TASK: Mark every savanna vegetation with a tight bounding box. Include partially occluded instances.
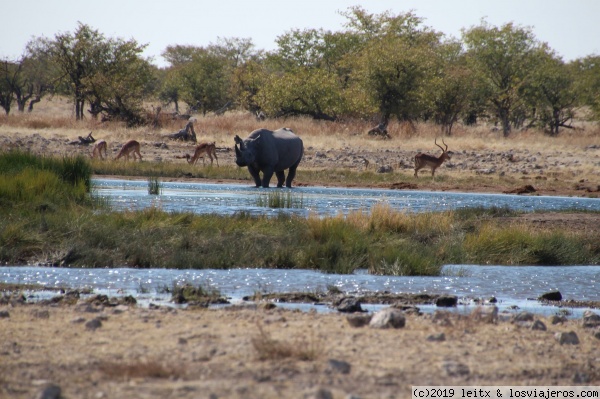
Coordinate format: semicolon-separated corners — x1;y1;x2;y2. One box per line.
1;7;600;137
1;151;598;274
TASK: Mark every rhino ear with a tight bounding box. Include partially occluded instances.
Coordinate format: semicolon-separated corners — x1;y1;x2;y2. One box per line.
234;135;245;149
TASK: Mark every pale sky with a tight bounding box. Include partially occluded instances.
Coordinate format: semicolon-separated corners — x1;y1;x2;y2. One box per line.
2;0;599;68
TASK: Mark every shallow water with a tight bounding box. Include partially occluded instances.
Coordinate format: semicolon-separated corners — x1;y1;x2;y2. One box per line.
92;178;600;217
2;265;598;317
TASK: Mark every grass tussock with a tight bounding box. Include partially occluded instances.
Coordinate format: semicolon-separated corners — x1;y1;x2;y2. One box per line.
251;323;322;361
256;190;304;208
147;176;161;195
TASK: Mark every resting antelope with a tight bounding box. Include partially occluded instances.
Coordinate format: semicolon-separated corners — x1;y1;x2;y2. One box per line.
115;140;142;161
91;139;107;160
185;142;218;166
414;138;452;178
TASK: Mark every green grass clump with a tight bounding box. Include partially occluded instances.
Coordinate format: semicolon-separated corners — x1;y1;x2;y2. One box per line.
256;191;304;208
464;224;600;265
147;176;162;195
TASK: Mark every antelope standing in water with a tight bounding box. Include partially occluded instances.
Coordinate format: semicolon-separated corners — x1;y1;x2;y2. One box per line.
414;138;452;178
185;142;219;166
115;140;142;161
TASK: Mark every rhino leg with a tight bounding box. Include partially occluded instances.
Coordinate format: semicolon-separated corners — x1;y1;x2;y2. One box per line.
261;166;274;188
286;164;299;188
248;165;262;187
275;171;286;188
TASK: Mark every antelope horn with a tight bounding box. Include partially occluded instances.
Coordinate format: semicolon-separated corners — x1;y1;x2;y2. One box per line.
435;138;446;152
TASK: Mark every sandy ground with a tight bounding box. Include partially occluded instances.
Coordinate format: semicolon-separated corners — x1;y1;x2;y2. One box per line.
1;300;599;399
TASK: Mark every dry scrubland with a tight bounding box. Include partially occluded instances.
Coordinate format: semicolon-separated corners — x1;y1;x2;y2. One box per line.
1;97;599;196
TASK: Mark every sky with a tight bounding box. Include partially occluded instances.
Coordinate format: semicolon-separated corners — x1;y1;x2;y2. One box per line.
2;0;599;68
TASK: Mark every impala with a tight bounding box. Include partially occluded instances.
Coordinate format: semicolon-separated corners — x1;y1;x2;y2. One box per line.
414;138;452;178
115;140;142;161
185;142;219;166
91;139;107;160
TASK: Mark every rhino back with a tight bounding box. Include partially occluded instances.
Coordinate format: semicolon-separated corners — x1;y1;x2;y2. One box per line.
271;128;303;170
246;128;302;170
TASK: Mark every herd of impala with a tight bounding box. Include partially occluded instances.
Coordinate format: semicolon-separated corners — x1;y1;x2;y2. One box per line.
90;123;453;179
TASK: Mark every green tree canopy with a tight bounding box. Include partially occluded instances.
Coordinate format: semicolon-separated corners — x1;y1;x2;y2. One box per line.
463;21;546;136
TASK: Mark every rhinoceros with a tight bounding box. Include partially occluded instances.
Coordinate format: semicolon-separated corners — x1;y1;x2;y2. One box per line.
234;128;303;188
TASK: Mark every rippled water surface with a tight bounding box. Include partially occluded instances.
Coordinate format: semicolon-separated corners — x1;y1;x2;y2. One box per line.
2;265;599;316
92;178;600;216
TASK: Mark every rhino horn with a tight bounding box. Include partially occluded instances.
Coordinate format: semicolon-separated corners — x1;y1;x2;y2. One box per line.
235;143;242;157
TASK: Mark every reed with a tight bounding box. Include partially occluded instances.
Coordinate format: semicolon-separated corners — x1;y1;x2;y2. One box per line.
147;176;162;195
255;190;304;208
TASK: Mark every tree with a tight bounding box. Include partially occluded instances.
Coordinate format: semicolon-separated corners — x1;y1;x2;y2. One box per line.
83;38;155;125
256;67;346;120
463;21;545;136
177;50;230;115
527;52;577;136
349;35;436;123
22;38;61;112
423;41;473;135
341;7;441;123
44;23;151;124
572;55;600;123
0;60;17;115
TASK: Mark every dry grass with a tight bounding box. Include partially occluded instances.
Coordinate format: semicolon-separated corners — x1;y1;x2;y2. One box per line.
251;322;323;361
98;359;183;380
3;96;599;153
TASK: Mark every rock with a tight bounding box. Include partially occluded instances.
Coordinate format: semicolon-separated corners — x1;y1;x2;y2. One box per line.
582;310;600;328
531;320;547;331
538;291;562;301
0;310;9;318
37;384;61;399
336;297;363;313
593;331;600;340
555;331;580;345
441;360;470;377
346;314;372;328
427;333;446;342
326;359;351;374
70;317;86;324
369;308;406;329
85;318;103;331
550;315;567;325
435;295;457;307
